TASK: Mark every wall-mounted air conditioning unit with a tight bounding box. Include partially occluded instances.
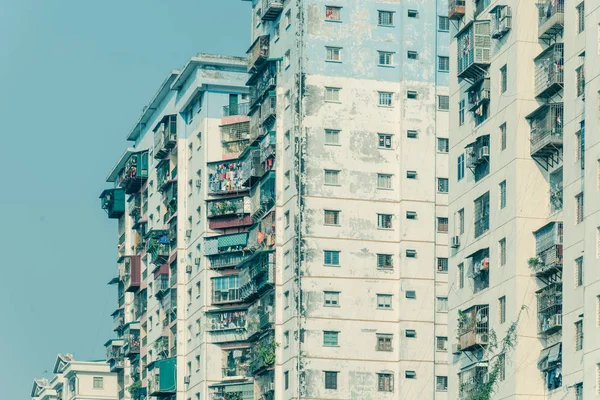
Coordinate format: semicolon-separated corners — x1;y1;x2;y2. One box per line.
451;236;460;248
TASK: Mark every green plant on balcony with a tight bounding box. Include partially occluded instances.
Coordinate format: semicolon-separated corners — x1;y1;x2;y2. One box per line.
127;380;142;400
527;257;542;271
257;340;279;367
153;338;169;360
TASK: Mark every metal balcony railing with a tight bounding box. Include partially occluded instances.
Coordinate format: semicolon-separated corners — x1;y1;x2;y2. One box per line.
448;0;466;20
535;43;563;99
537;0;564;39
457;21;491;80
223;102;250;117
248;35;270;73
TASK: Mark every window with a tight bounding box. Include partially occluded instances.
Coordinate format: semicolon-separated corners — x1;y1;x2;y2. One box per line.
499;180;506;209
499;238;506;266
438;16;449;31
438;56;450;72
323;331;339;346
406;290;416;299
498;296;506;323
407;130;418;139
284;331;290;348
284;371;289;390
324;210;340;225
474;192;490;238
377;254;393;269
575;320;583;351
575;383;583;400
195;355;201;370
437;138;449;153
407;50;418;60
285;211;290;228
92;377;103;389
325;129;340;145
437;257;448;273
576;123;585;169
378;133;393;148
500;64;507;93
325;87;341;102
326;47;341;62
459;99;465;125
597;364;600;395
324;371;338;390
324;169;340;185
406;249;417;258
457;154;465;181
407;90;418;99
436;336;448;351
376;334;393;351
438;178;449;193
285;9;292;27
284;130;290;148
274;23;280;41
436;376;448;391
458;209;465;234
377;174;392;189
407;170;418;179
458;263;464;289
575;257;583;287
379;91;393;106
284;251;291;269
325;6;341;21
405;371;417;379
284;50;290;69
378;373;394;392
438;95;450;110
577;2;585;33
575;192;584;224
500;123;507;150
377;294;392;309
378;51;394;66
576;66;585;97
498;353;506;381
406;211;417;220
408;9;419;18
324;250;340;266
437;217;449;232
196;281;201;297
377;214;393;229
324;291;340;306
436;297;448;312
406;329;417;337
378;10;394;26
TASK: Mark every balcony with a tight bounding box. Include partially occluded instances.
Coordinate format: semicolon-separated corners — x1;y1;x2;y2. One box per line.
208;197;253;230
248;62;277;109
153;115;177;160
123;323;141;358
112;308;125;333
535;43;564;99
147;230;170;266
157;160;177;193
251;171;275;222
208;160;247;195
259;131;276;170
117;151;149;194
211;275;242;305
209;252;251;270
100;188;125;219
239;251;276;301
457;21;491;81
474;0;490;19
221;120;251;158
249;332;276;374
537;0;564;41
148;357;176;396
247;211;276;251
104;339;124;372
530;222;563;280
120;255;141;292
261;0;283;21
491;5;511;39
204;232;249;264
448;0;465;19
537;282;562;335
208;309;248;337
468;77;490;112
538;343;562;390
259;308;275;329
247;35;270;73
458;364;488;399
458;305;489;351
473;192;490;238
468;248;489;293
221;347;252;380
209;383;254;400
260;95;276;127
223;102;250;117
154;268;170;300
241;148;266;188
526;103;563;169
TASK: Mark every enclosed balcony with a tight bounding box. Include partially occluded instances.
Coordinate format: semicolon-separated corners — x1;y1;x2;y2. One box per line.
535;43;564;99
466;135;490;171
260;131;276;171
241;148;265;188
221;348;251;380
247;211;276;251
247;35;270;73
491;5;511;39
251;171;275;222
148;357;176;396
538;343;562;390
458;305;489;351
112;308;125;333
208;160;246;195
457;21;491;81
473;192;490;238
448;0;465;19
248;62;277;109
117;151;149;194
123;322;140;358
549;170;563;212
260;94;276;127
147;230;170;266
105;339;124;372
458;364;488;399
221;120;251;158
153;115;177;160
120;255;141;292
467;248;489;293
468;77;490;112
537;0;564;41
249;332;276;374
100;188;125;219
261;0;283;21
209;383;254;400
537;282;562;335
207;197;253;230
205;232;249;269
530;222;563;280
154;266;170;299
208;309;248;343
239;251;276;301
211;275;242;305
157;160;177;193
526;103;563;170
223;102;250;117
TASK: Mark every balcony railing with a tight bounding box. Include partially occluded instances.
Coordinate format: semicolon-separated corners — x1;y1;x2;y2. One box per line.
251;172;276;221
207;197;251;219
247;35;270;73
260;95;277;126
147;230;170;266
211;275;242;305
153;115;177;160
124;330;141;357
468;78;490;112
204;232;248;256
261;0;283;21
448;0;465;19
221;120;250;143
527;103;563;159
249;62;277;108
208;310;248;332
118;151;149;194
239;251;276;301
241;149;266;187
459;365;488;399
537;284;562;335
157;161;177;193
457;21;491;80
207;161;246;195
249;333;276;374
535;43;564;99
223;102;250;117
458;305;489;351
209;252;251;270
210;384;254;400
100;188;125;219
112;308;125;332
537;0;564;40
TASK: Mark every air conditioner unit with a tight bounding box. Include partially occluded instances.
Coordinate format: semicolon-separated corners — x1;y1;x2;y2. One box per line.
452;343;461;354
550;314;562;327
186;265;193;273
268;382;275;391
184;375;191;385
186;229;192;238
194;258;201;265
480;146;490;158
196;179;202;188
451;236;460;248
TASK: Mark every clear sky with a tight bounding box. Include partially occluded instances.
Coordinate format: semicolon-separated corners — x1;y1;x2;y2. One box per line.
0;0;250;396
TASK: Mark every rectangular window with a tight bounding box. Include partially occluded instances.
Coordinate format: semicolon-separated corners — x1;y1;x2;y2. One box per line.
407;90;418;99
499;180;507;209
379;91;393;106
438;95;450;110
325;129;340;145
577;66;585;97
324;291;340;306
458;208;465;234
407;50;418;60
323;331;339;346
378;51;394;66
285;171;290;188
500;123;507;150
438;16;449;31
457;154;465;181
326;47;341;62
406;211;417;220
324;371;338;390
274;23;280;41
284;371;289;390
377;174;392;189
436;336;448;351
92;377;103;389
325;6;341;21
284;50;290;68
438;56;450;72
406;329;417;337
407;170;418;179
407;130;418;139
499;238;506;266
377;294;392;309
284;331;290;348
498;354;506;381
437;297;448;312
575;383;583;400
378;373;394;392
376;334;393;351
324;250;340;266
437;257;448;273
324;210;340;225
438;178;449;193
436;376;448;391
575;192;584;224
437;217;449;233
458;263;464;289
437;138;449;153
408;9;419;18
325;87;341;102
405;371;417;379
285;9;291;27
459;99;465;125
377;254;393;269
284;211;290;227
324;169;340;185
284;291;290;308
474;192;490;238
500;64;507;93
498;296;506;323
576;125;585;168
577;2;585;33
406;249;417;258
378;10;394;26
575;257;583;287
575;320;583;351
377;214;393;229
378;133;392;149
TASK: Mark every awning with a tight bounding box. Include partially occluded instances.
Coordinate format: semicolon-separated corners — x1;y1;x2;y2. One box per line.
547;343;561;363
218;233;248;248
537;347;551;369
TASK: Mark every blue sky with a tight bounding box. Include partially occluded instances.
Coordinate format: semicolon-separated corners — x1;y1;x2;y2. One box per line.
0;0;250;395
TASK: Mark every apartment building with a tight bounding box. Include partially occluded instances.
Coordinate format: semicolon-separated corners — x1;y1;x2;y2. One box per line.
31;354;118;400
448;0;600;398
